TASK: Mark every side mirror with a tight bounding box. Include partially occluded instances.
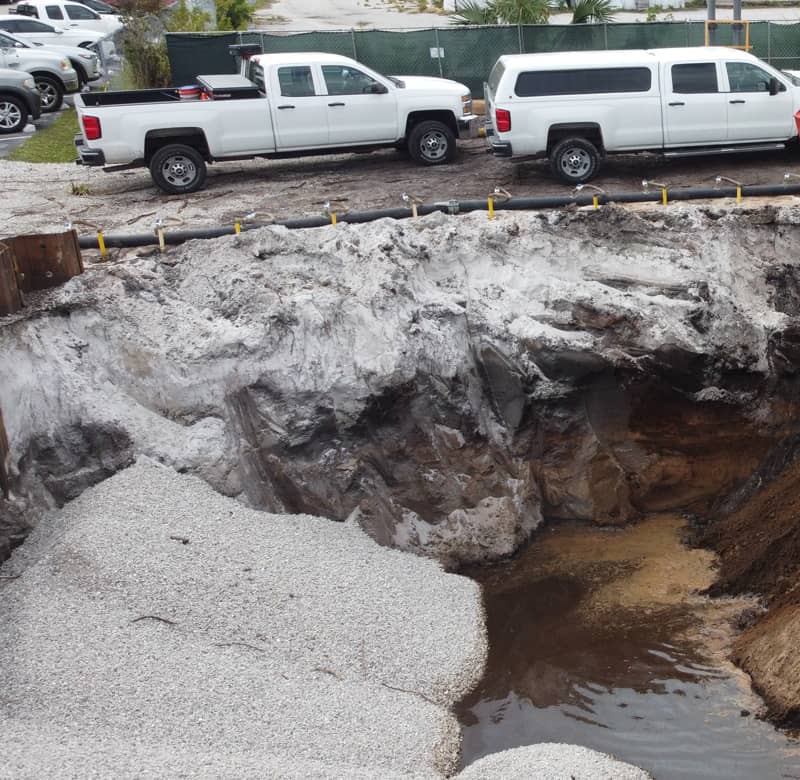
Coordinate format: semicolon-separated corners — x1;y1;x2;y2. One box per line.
371;83;388;94
769;76;781;96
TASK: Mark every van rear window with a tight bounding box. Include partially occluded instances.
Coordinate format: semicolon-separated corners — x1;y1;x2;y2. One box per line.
514;67;652;97
488;61;506;96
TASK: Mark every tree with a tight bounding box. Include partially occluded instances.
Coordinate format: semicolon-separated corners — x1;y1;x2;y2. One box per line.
451;0;614;25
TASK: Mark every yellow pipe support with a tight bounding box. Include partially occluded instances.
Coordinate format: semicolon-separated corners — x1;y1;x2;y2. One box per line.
662;188;668;206
96;230;107;259
330;213;337;226
234;222;241;234
592;194;599;210
411;203;418;219
157;228;166;253
488;196;494;220
737;185;742;204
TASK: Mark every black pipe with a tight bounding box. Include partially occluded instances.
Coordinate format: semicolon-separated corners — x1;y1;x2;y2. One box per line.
78;183;800;249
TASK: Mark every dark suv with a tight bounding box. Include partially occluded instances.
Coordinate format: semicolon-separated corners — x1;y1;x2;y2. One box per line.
0;66;41;134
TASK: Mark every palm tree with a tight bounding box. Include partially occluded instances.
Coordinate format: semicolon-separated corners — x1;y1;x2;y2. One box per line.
451;0;614;24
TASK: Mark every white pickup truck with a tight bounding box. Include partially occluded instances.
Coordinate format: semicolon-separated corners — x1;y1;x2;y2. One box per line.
485;46;800;183
74;49;477;194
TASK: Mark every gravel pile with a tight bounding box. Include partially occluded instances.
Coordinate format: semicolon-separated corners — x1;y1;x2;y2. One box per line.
0;457;486;779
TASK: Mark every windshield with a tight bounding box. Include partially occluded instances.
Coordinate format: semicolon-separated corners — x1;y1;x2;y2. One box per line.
782;69;800;86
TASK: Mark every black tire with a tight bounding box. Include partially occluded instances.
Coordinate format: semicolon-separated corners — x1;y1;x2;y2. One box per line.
0;94;27;135
408;119;456;165
550;137;600;184
33;74;64;113
149;143;207;195
72;62;89;88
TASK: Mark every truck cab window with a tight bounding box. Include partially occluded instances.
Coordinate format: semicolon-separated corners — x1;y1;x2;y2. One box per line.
45;5;64;19
66;5;98;18
727;62;778;92
322;65;381;95
278;66;315;97
671;63;718;94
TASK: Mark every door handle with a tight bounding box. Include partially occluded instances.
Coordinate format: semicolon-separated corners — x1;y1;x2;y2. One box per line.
729;99;746;104
328;102;345;107
277;105;295;110
668;101;685;106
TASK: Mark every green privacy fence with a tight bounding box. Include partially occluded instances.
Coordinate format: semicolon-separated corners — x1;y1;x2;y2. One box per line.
166;21;800;94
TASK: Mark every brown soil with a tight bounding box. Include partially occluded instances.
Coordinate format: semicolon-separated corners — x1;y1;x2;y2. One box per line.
699;449;800;727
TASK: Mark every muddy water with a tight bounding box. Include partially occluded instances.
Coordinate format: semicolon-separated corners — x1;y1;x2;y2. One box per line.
456;515;800;779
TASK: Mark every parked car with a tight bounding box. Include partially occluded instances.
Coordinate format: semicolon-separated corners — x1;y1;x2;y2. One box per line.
74;50;478;194
0;15;107;51
14;0;123;36
0;29;78;110
485;46;800;183
0;65;41;133
0;28;101;86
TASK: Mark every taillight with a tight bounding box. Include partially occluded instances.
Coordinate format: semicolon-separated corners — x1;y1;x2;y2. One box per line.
495;108;511;133
82;115;101;141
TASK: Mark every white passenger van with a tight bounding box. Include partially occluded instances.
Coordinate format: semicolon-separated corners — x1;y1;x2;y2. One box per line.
485;47;800;183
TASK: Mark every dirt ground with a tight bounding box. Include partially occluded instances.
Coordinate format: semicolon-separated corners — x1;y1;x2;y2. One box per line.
699;453;800;728
4;138;800;241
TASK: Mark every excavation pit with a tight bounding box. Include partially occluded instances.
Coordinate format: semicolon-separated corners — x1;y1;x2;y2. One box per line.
4;205;800;776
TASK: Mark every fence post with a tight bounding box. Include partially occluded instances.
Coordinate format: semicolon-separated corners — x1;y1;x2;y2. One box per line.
686;20;690;46
517;23;523;53
767;21;772;63
603;22;608;50
351;29;358;60
434;27;443;77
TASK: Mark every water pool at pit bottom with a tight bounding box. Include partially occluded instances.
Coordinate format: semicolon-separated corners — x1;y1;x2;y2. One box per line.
455;515;800;780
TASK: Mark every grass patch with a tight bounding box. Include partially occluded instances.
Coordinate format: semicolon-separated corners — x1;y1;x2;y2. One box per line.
8;107;80;164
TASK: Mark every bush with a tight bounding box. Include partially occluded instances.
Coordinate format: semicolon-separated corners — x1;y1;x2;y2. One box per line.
215;0;252;30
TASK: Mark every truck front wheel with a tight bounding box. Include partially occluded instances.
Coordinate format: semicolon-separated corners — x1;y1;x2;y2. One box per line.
408;120;456;165
550;137;600;184
149;144;207;194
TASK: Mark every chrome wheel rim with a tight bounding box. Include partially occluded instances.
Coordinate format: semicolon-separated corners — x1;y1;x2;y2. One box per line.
559;146;593;180
419;129;448;162
37;80;59;111
0;101;22;131
160;154;197;188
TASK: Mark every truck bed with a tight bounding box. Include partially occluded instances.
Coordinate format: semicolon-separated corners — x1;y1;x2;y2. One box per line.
80;76;263;107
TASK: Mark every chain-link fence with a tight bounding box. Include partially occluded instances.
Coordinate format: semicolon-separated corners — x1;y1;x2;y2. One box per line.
166;21;800;93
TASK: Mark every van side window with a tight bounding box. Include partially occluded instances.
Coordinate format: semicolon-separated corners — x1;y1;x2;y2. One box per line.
277;66;315;97
671;63;718;93
514;68;651;97
726;62;776;92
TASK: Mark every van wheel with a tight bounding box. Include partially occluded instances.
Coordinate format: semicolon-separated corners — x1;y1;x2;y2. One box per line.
35;74;64;113
550;137;600;184
408;120;456;165
149;144;207;194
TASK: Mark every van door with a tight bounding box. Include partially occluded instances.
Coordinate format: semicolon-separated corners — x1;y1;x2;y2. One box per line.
724;60;793;141
662;61;728;146
269;64;329;149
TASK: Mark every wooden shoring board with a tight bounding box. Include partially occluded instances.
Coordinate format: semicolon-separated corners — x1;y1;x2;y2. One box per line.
0;242;22;316
8;229;84;294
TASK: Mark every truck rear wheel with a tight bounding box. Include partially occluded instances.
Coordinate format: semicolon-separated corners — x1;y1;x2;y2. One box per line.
149;144;207;195
408;120;456;165
550;137;600;184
